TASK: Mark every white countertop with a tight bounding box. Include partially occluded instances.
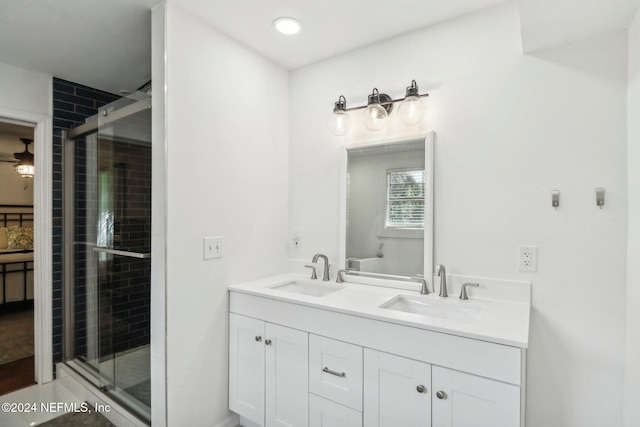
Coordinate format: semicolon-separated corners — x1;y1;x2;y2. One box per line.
228;273;530;348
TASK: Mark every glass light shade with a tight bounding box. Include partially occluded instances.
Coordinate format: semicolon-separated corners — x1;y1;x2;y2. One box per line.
398;96;426;126
327;110;351;136
16;164;34;178
363;104;388;131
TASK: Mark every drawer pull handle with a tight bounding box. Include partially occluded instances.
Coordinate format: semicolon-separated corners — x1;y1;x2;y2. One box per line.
322;367;346;377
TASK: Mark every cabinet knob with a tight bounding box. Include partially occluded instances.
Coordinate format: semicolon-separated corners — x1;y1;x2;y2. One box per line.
436;391;447;400
416;385;426;394
265;339;272;345
255;336;262;342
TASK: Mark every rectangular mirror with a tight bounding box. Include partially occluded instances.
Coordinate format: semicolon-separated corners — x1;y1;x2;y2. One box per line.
345;134;433;280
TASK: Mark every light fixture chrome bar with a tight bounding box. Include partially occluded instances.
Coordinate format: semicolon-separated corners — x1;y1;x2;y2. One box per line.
92;247;151;259
344;93;429;112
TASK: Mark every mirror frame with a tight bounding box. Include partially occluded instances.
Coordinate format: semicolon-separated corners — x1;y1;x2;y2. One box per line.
339;131;434;292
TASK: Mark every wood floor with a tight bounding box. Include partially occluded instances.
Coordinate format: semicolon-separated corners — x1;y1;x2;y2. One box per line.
0;356;35;396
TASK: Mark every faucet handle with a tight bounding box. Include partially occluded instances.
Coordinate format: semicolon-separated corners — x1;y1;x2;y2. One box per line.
336;269;347;283
411;275;429;294
459;282;479;300
305;264;318;280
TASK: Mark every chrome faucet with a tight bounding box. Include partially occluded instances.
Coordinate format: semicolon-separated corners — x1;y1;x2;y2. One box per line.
459;282;479;300
434;264;448;297
312;254;331;281
413;276;429;294
305;264;318;279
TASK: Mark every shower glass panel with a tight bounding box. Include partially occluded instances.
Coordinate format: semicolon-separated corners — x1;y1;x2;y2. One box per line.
65;91;151;422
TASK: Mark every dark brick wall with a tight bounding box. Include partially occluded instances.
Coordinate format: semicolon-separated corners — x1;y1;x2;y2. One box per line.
52;78;153;372
52;78;121;372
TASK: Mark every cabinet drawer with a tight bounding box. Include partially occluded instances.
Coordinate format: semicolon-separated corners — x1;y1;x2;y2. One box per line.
309;335;363;410
310;394;362;427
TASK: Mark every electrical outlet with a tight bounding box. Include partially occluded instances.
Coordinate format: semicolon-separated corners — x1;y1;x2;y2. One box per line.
518;246;537;272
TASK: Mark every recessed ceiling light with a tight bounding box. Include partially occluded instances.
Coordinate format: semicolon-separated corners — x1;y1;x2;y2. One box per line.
272;17;302;35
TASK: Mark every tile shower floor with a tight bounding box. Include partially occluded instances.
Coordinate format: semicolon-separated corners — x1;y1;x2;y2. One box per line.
95;344;151;417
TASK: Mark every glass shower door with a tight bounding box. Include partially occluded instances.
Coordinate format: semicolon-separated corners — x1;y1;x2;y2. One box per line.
66;92;152;421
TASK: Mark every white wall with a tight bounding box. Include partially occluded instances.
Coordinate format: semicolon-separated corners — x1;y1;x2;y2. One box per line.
623;8;640;427
0;62;51;118
0;61;53;384
0;63;50;208
289;3;627;426
164;2;290;425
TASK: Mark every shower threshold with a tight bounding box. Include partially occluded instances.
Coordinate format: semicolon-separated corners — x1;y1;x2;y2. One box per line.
62;345;151;425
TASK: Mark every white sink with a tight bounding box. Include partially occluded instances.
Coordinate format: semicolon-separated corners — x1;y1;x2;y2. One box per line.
380;295;482;322
269;280;345;297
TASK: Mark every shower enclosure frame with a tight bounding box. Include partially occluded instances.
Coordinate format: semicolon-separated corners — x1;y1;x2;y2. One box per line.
62;94;152;423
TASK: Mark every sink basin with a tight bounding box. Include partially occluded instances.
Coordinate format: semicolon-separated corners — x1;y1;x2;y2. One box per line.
269;280;345;297
380;295;482;322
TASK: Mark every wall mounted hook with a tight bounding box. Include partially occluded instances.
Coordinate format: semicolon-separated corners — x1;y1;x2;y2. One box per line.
552;190;560;208
596;187;605;209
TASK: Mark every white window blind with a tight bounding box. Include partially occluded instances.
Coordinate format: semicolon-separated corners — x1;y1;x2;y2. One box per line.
385;168;425;229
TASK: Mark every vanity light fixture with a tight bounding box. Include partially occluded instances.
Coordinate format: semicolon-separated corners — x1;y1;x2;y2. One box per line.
327;80;429;135
363;88;392;131
272;17;302;35
14;138;34;179
398;80;427;126
327;95;351;136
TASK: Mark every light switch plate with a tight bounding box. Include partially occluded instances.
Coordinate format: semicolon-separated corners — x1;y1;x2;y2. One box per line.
204;236;223;259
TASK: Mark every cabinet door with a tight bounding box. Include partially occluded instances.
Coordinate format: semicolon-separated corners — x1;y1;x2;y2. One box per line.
432;366;520;427
229;313;265;425
310;394;363;427
363;349;431;427
266;323;309;427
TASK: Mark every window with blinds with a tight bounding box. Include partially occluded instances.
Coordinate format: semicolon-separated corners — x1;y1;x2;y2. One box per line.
385;168;425;229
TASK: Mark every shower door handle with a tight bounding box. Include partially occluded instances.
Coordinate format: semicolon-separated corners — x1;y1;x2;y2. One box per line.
92;247;151;259
73;241;98;247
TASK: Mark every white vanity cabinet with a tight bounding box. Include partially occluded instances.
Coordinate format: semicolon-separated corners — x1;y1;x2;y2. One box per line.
363;349;431;427
308;335;364;427
431;365;520;427
229;313;309;427
364;348;520;427
229;281;528;427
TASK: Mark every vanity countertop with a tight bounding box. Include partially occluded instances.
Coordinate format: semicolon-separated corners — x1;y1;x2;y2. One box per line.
228;273;530;348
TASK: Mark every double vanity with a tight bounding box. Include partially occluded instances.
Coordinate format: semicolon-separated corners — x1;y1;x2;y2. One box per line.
228;132;529;427
228;272;530;427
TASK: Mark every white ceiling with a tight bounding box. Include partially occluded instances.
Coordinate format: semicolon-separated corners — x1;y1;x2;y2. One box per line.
178;0;505;70
0;0;155;95
519;0;640;52
0;0;637;95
